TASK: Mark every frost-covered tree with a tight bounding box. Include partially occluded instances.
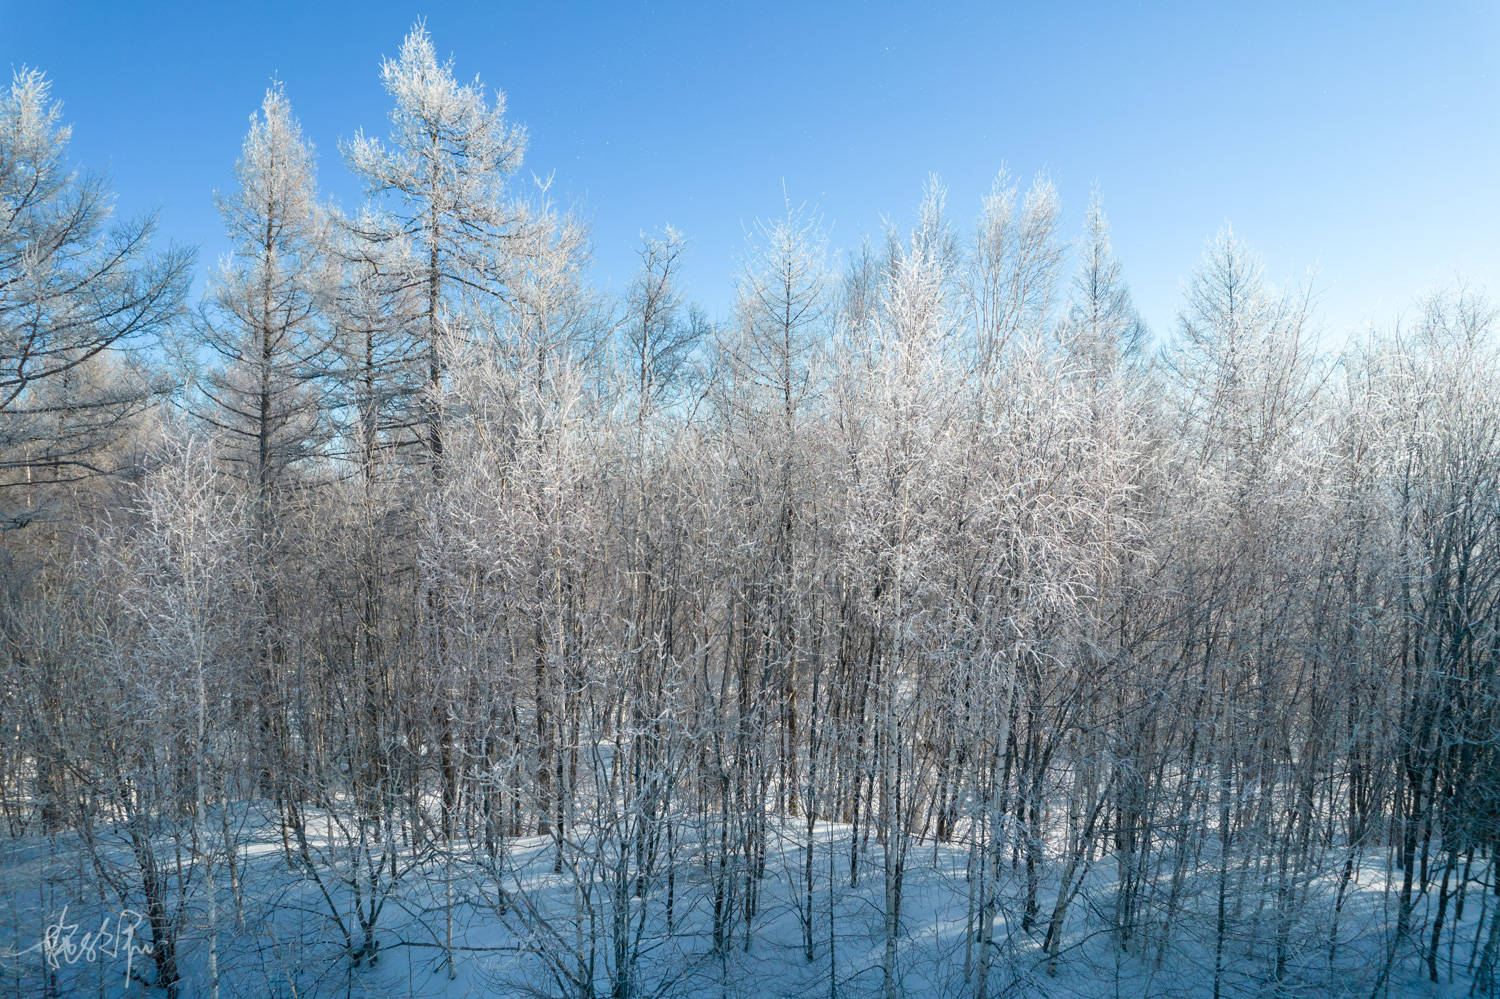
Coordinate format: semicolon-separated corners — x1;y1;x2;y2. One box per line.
0;69;191;526
621;226;701;425
344;21;537;847
724;204;829;451
191;82;332;796
327;219;423;478
196;82;330;544
1166;225;1317;472
344;21;531;474
966;169;1063;374
1059;190;1147;381
76;435;250;999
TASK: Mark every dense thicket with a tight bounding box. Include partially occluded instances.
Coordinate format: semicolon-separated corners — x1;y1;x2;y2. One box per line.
2;26;1498;999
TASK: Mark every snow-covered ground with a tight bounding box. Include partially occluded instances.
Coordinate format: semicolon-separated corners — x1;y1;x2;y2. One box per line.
1;805;1489;998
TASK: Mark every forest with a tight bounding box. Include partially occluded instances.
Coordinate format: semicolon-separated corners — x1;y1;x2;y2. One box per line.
1;22;1498;999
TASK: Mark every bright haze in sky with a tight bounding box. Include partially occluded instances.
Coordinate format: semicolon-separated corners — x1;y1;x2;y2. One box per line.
3;1;1497;342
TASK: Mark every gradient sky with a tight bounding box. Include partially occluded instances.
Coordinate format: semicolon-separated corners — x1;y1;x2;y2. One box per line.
3;2;1497;342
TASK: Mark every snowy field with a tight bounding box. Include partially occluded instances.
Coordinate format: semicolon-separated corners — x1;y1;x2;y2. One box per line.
2;803;1489;998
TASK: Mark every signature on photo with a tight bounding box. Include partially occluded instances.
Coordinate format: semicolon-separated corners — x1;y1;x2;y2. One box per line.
12;906;153;982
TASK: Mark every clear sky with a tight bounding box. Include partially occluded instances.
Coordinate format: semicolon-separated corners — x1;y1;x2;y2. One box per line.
3;1;1497;342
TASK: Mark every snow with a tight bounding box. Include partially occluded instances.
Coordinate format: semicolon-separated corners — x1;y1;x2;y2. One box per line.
1;803;1488;998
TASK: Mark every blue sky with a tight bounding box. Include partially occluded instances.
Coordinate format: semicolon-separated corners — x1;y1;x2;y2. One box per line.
3;2;1497;341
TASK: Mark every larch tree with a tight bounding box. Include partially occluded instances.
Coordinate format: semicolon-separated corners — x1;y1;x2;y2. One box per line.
344;21;532;477
345;20;535;845
0;68;192;527
1060;190;1147;382
726;201;830;794
197;82;330;535
193;82;331;795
